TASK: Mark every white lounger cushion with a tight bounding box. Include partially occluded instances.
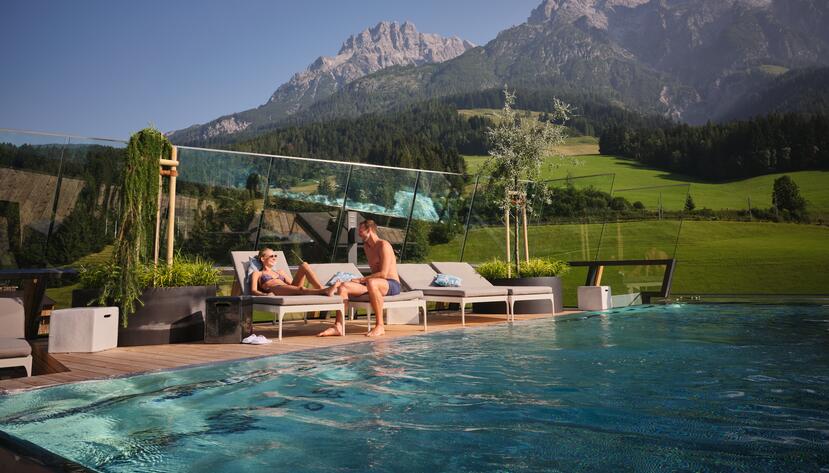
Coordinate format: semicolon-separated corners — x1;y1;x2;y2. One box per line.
504;285;552;295
0;338;31;358
251;295;343;306
349;291;424;303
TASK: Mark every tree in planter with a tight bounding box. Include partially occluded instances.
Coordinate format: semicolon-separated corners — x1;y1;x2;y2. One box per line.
482;87;573;275
99;127;171;326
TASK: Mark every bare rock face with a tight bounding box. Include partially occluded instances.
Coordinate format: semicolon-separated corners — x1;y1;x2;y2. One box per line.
268;21;474;113
169;22;473;145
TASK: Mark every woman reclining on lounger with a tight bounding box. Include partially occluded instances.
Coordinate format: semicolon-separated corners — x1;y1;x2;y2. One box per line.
251;248;340;297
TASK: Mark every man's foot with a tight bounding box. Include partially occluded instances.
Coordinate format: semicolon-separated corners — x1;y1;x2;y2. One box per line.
366;325;385;337
324;282;341;297
317;323;343;337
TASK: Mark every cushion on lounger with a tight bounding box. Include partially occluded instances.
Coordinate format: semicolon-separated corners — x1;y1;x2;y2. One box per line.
348;291;424;303
251;295;343;306
431;273;462;287
430;262;493;289
0;338;32;358
417;286;508;297
325;271;362;286
504;286;553;295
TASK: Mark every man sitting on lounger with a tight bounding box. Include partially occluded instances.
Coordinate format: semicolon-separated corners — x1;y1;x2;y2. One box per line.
318;219;401;338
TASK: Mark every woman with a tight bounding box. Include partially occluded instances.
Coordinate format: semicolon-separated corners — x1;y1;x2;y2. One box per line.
250;248;340;297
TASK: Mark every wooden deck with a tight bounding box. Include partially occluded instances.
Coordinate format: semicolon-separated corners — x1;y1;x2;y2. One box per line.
0;311;576;394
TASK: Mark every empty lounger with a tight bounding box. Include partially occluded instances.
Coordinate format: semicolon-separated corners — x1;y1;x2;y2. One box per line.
430;262;556;320
397;264;510;326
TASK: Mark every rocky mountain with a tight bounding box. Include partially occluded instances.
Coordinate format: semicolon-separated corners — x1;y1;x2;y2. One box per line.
288;0;829;126
169;21;473;145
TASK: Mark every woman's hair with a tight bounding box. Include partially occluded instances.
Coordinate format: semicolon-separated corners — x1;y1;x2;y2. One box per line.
258;247;274;259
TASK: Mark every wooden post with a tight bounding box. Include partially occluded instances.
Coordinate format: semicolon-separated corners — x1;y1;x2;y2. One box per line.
505;203;511;278
595;265;605;286
521;199;529;263
166;146;178;266
153;171;162;266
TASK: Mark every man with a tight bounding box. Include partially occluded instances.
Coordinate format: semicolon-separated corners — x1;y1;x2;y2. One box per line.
317;219;401;337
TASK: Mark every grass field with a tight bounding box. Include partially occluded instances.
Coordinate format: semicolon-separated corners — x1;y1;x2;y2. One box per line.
428;220;829;304
464;137;829;219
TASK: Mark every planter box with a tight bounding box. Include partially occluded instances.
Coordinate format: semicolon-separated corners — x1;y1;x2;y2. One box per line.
473;277;563;315
72;286;216;346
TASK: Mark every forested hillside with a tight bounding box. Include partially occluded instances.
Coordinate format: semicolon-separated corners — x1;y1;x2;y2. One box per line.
599;113;829;180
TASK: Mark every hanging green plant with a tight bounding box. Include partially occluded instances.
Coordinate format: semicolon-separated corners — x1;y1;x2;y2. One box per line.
99;127;171;326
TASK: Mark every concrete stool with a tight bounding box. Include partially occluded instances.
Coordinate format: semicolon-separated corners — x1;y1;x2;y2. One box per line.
578;286;612;311
49;307;119;353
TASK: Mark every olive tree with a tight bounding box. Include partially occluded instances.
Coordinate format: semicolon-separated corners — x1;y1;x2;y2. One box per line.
482;88;572;275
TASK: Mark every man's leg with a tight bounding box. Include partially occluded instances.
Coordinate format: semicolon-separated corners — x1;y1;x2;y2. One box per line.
317;281;367;337
365;278;389;337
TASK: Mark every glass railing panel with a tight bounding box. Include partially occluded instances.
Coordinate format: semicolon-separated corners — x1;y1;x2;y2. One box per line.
47;137;126;268
260;158;352;265
456;176;512;264
334;165;419;263
172;148;271;266
0;130;69;268
591;183;688;303
525;174;615;262
404;171;468;263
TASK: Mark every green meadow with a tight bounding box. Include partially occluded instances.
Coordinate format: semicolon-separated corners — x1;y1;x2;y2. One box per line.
428;220;829;304
465;137;829;219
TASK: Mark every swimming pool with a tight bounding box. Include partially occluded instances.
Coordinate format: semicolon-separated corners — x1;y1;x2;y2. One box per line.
1;304;828;471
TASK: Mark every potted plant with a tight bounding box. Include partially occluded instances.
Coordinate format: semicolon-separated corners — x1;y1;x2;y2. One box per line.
71;127;220;346
474;258;569;314
73;257;220;346
482;87;573;276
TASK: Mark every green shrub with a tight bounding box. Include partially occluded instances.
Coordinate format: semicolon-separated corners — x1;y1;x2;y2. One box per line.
476;258;569;279
79;256;220;290
476;259;511;279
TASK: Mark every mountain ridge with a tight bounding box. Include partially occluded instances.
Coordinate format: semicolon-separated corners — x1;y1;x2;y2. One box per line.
168;21;473;145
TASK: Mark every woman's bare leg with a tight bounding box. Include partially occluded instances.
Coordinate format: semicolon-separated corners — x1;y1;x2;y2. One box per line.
292;262;324;289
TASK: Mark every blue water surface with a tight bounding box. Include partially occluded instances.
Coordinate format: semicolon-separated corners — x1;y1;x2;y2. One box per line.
1;304;828;472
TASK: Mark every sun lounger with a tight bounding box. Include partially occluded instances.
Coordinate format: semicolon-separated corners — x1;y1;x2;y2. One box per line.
430;262;556;320
231;251;346;340
308;263;427;332
397;264;510;325
0;297;32;376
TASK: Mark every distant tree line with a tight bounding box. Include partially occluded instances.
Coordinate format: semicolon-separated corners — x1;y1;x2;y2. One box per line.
231;101;483;173
599;113;829;179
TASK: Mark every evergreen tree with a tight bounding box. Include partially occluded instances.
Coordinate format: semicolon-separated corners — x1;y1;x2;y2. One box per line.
772;175;808;221
684;194;696;212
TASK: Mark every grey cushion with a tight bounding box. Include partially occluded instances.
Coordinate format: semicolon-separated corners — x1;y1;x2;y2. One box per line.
0;297;25;339
413;286;508;297
349;291;424;303
0;338;31;358
430;262;494;289
309;263;363;286
504;286;553;295
251;295;343;306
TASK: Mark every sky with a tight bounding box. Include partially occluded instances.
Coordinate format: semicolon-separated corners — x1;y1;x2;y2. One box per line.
2;0;541;140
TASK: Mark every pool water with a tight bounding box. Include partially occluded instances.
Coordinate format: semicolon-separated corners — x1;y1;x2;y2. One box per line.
1;304;828;472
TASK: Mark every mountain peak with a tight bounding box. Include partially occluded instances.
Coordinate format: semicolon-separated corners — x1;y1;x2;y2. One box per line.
528;0;650;28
